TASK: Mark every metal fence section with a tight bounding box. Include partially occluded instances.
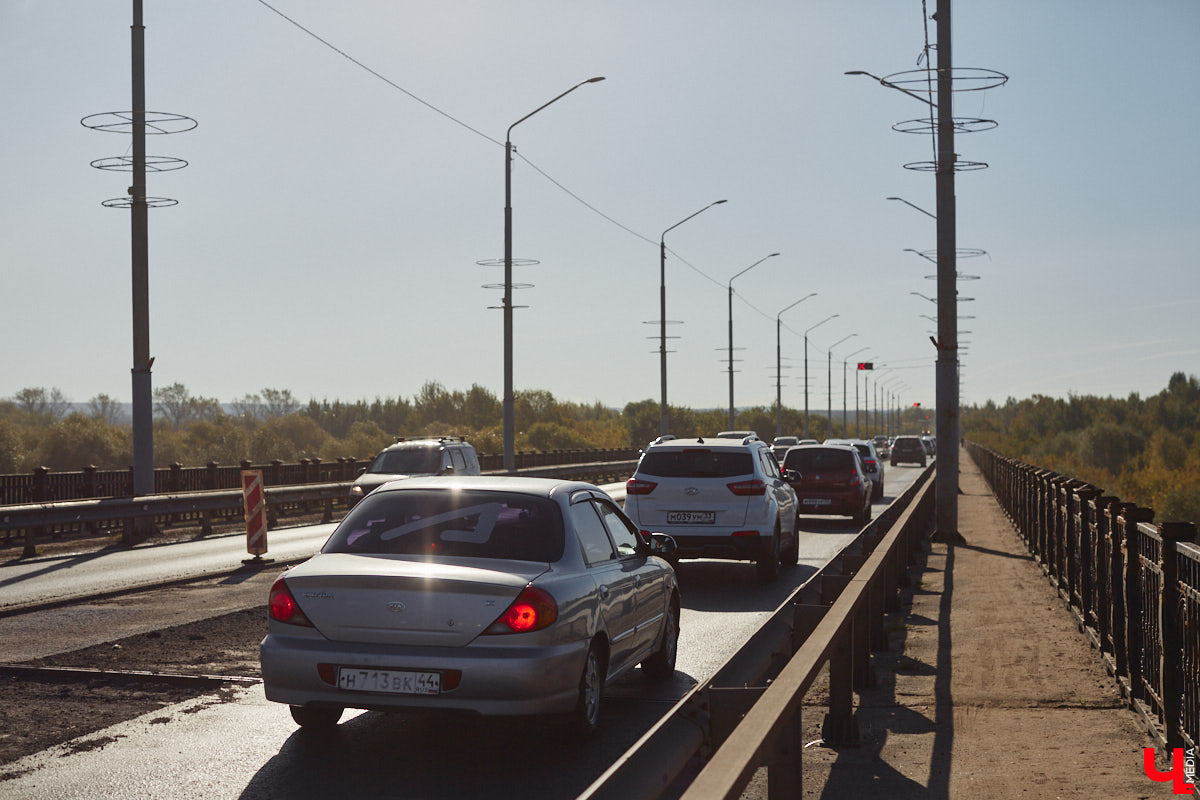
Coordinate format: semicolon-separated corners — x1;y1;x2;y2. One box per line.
965;441;1198;758
0;448;640;506
581;464;936;800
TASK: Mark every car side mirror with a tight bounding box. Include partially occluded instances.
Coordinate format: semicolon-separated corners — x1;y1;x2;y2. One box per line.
357;466;367;476
784;469;800;482
647;533;677;558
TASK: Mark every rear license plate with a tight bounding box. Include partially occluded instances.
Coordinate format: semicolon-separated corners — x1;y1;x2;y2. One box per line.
802;498;832;506
337;667;441;695
666;510;716;524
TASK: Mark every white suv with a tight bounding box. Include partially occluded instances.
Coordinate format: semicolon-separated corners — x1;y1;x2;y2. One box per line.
349;436;481;506
624;434;798;581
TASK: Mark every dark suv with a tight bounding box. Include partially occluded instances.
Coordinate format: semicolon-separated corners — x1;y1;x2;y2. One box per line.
890;436;928;467
783;445;873;528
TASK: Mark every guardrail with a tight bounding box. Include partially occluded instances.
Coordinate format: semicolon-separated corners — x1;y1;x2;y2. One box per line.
581;464;936;800
0;448;640;506
0;460;639;558
965;441;1198;761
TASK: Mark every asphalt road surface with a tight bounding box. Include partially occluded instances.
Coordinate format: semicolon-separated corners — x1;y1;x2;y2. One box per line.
0;465;927;799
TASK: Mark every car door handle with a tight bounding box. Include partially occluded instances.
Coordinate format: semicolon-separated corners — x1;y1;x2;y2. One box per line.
598;585;610;600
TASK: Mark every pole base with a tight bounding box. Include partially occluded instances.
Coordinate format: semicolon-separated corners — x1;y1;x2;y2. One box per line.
241;555;276;566
931;529;966;544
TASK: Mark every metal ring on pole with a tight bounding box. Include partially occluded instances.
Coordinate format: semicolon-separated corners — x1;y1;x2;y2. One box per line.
904;159;988;172
892;117;997;135
881;67;1009;93
90;155;188;172
925;273;982;281
101;196;178;208
481;283;534;291
81;111;197;134
476;258;540;268
912;248;988;260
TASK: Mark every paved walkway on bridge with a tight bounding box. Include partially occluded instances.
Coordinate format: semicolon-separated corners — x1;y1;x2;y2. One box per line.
795;448;1160;799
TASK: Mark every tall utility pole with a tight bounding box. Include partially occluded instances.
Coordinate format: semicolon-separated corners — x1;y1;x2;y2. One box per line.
129;0;152;498
933;1;963;542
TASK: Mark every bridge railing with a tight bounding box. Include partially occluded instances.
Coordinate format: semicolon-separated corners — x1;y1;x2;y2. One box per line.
0;448;640;506
965;441;1198;759
581;463;937;800
0;457;638;557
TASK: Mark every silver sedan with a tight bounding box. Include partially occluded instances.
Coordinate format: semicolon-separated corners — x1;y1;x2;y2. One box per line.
260;476;680;738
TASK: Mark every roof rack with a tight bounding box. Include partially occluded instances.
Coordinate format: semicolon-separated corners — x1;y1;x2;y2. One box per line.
392;435;467;444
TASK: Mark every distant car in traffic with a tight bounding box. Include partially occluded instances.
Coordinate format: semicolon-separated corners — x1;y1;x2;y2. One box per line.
349;436;480;506
823;438;885;501
783;444;873;528
772;435;799;461
890;436;928;467
872;435;890;459
261;476;680;739
624;434;798;582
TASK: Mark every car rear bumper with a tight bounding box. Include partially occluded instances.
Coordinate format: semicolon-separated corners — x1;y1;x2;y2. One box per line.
654;530;775;561
792;492;866;517
260;631;587;717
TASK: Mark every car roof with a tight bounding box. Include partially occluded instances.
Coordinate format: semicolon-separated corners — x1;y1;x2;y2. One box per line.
367;475;599;500
649;436;764;449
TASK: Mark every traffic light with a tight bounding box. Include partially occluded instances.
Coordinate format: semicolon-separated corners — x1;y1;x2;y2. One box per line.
913;402;921;408
856;362;874;370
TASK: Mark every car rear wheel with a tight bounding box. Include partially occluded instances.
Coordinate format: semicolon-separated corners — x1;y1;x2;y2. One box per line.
780;528;799;568
289;704;343;730
566;641;605;740
756;527;781;583
872;481;884;501
642;598;680;682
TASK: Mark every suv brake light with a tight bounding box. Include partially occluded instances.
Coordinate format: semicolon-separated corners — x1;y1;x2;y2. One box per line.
727;479;766;496
626;478;658;495
483;585;558;634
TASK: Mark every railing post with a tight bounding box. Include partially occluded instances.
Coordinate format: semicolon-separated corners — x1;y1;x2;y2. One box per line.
821;626;860;746
1121;506;1155;705
268;460;283;526
1072;486;1102;615
1158;522;1196;751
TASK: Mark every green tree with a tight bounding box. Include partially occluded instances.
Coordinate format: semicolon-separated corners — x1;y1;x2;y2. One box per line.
88;394;124;426
37;413;131;470
154;383;221;426
250;415;331;461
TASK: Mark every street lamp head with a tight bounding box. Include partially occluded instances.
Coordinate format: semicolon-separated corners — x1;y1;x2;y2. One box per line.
714;199;728;205
585;76;606;83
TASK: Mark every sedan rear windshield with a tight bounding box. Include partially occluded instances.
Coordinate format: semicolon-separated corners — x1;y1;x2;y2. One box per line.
368;448;442;475
637;449;754;478
324;490;564;562
784;448;856;473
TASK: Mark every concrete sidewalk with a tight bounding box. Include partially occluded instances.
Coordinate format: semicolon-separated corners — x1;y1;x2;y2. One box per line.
799;449;1160;799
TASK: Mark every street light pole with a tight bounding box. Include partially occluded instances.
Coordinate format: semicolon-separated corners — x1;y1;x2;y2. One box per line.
843;346;868;437
659;199;727;436
728;252;779;429
803;314;838;438
775;293;816;439
827;334;855;438
503;76;604;471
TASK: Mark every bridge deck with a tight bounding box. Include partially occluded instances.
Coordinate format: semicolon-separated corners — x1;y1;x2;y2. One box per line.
792;448;1157;799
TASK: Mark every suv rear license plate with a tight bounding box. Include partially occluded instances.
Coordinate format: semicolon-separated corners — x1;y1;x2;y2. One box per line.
802;498;832;506
337;667;441;695
667;511;716;524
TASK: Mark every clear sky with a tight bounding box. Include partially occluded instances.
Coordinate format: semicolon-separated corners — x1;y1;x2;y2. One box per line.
3;1;1198;414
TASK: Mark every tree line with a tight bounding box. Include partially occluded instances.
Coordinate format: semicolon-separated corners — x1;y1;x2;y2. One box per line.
0;381;925;475
962;371;1200;523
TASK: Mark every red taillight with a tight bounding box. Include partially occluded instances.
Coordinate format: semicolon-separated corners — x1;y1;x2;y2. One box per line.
483;585;558;635
732;530;759;537
268;577;314;627
626;478;658;495
727;479;766;496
